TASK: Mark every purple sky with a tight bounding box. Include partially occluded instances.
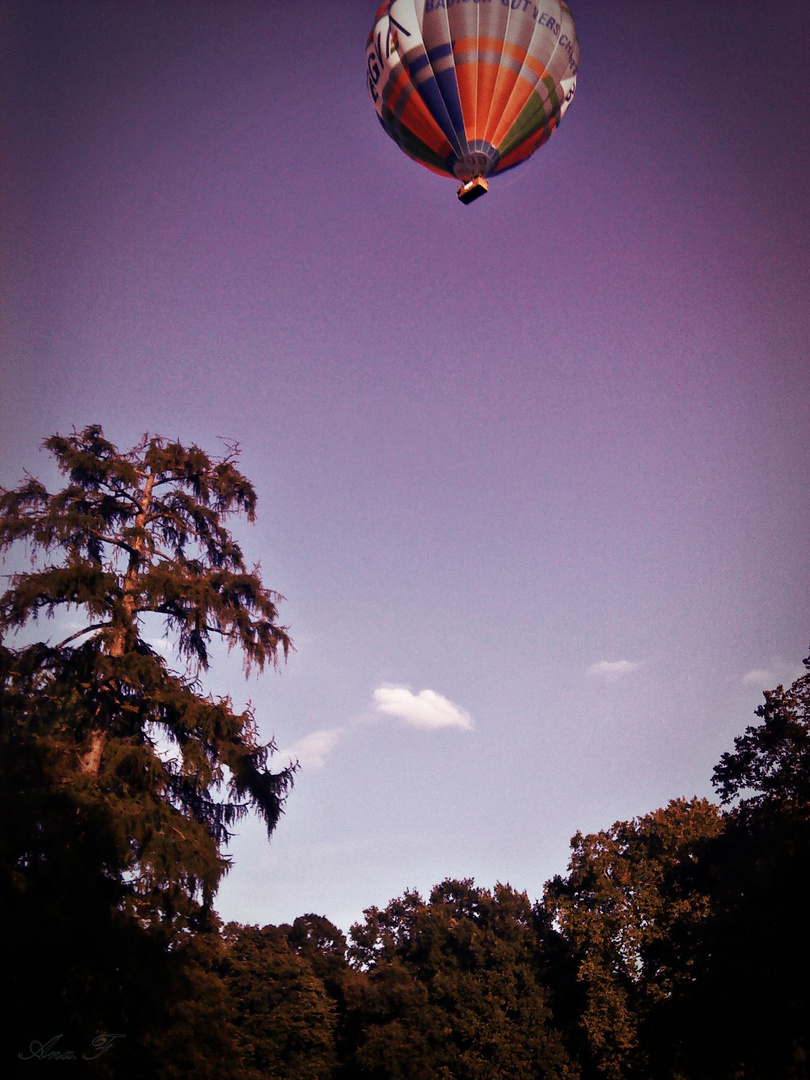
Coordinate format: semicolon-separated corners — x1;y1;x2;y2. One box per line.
2;0;809;930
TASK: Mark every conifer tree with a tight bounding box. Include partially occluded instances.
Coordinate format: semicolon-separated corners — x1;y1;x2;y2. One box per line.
0;425;295;935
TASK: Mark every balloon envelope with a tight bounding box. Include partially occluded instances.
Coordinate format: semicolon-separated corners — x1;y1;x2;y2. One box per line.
366;0;579;195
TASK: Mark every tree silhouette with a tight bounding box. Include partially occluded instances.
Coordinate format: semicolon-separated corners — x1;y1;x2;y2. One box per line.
666;653;810;1079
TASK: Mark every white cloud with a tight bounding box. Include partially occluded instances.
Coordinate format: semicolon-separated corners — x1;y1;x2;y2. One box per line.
742;668;775;687
372;686;474;731
742;662;804;688
273;687;474;774
277;728;345;770
586;659;638;680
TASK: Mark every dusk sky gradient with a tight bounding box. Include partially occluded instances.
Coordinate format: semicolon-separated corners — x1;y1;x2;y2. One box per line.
2;0;808;931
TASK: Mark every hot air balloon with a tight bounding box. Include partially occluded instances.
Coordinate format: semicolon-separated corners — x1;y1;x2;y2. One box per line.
366;0;579;203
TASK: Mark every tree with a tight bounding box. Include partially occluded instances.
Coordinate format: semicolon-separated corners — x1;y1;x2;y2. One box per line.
713;652;810;815
346;879;578;1080
543;798;725;1080
221;923;338;1080
284;915;363;1074
543;657;810;1080
665;653;810;1080
0;425;295;1064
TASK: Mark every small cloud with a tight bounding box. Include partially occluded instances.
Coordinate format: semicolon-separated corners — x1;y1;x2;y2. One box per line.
277;728;345;770
586;659;638;680
742;668;775;687
742;662;804;688
373;686;474;731
275;688;474;773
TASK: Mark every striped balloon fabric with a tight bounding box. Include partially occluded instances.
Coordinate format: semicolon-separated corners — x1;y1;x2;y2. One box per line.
366;0;579;202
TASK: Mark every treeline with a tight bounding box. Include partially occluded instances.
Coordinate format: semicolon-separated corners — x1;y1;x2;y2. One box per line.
8;673;808;1080
2;429;808;1078
215;691;810;1080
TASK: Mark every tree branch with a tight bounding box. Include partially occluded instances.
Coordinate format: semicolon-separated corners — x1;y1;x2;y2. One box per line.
83;526;139;558
55;623;111;648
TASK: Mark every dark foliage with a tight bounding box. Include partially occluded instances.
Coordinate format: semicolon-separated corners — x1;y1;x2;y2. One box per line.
661;653;810;1079
713;655;810;814
221;922;339;1080
345;879;579;1079
545;652;810;1080
544;798;725;1080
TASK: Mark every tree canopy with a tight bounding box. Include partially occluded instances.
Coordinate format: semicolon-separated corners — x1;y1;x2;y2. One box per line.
544;799;724;1080
345;879;578;1080
544;654;810;1080
713;655;810;814
670;652;810;1079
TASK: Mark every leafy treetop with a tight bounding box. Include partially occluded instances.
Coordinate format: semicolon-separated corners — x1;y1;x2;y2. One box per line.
0;423;290;672
712;652;810;814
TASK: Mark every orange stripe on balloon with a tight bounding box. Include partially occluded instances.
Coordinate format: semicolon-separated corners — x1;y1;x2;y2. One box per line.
384;68;411;114
490;74;547;149
479;40;534;146
474;60;502;144
450;36;479;141
476;38;549;82
469;39;551;145
495;143;535;173
409;157;453;178
483;66;522;145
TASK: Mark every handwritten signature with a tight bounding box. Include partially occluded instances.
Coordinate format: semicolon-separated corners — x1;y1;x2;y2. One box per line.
19;1034;125;1062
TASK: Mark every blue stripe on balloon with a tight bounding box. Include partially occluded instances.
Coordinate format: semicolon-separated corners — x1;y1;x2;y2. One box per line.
408;52;432;76
434;68;464;137
403;52;463;156
426;45;465;145
411;73;461;149
426;43;453;63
